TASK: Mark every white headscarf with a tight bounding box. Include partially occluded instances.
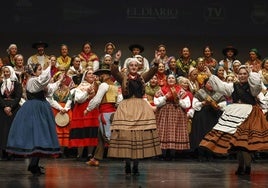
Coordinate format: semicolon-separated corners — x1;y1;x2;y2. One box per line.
1;66;18;95
125;57;142;67
6;44;17;55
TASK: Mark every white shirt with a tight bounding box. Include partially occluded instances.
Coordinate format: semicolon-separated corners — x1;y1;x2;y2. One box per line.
86;82;123;112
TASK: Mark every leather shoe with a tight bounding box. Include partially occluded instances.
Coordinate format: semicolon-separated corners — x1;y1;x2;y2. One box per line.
86;158;99;166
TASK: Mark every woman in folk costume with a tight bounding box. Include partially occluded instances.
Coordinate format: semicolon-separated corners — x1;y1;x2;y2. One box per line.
144;74;160;109
6;63;61;176
47;71;73;157
155;62;167;87
67;55;84;87
154;74;191;160
78;41;99;72
177;76;195;136
69;68;100;161
190;78;226;162
196;57;209;88
108;51;162;176
2;44;18;67
188;66;200;95
200;65;268;175
0;66;22;160
57;44;72;70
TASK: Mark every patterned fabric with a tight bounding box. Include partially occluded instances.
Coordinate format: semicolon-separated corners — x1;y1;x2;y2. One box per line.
57;56;71;70
108;129;161;159
108;98;161;159
213;104;252;134
200;106;268;154
176;58;196;76
156;103;190;150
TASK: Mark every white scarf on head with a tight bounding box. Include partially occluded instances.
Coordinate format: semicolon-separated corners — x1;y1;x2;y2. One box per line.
1;78;14;95
1;66;18;95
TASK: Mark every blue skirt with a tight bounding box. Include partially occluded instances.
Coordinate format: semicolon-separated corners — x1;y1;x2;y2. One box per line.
6;99;60;156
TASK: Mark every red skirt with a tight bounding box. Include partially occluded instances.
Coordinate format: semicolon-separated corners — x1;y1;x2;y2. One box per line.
52;102;72;147
69;100;99;147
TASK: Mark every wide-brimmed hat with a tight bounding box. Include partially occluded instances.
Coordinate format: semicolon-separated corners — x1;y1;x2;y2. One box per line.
93;68;111;76
128;44;144;53
55;112;69;127
32;41;48;49
222;46;238;56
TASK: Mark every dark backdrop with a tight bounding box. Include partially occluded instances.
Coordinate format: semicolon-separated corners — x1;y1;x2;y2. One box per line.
1;0;268;63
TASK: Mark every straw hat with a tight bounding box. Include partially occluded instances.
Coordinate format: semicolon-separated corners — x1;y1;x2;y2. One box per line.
55;112;69;127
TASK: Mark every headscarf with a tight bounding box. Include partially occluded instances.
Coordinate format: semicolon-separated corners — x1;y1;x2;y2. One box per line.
1;66;18;95
250;48;261;59
166;56;176;66
125;57;141;68
232;60;241;66
238;65;249;74
6;44;17;55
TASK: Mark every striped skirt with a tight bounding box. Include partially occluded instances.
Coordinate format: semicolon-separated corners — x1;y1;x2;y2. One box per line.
108;98;162;159
200;105;268;154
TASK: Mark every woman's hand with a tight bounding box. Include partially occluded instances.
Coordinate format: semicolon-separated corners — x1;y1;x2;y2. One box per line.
4;106;12;116
83;109;89;116
153;50;161;66
165;92;172;99
114;50;122;61
178;89;186;99
60;109;67;114
87;86;94;95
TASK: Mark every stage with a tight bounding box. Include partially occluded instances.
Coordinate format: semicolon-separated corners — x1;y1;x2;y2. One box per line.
0;157;268;188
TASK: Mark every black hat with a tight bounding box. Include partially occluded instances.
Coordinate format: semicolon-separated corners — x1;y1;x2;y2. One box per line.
128;44;144;53
222;46;238;56
32;41;48;49
93;68;111;76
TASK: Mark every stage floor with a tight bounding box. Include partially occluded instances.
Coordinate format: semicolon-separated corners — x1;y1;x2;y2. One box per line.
0;157;268;188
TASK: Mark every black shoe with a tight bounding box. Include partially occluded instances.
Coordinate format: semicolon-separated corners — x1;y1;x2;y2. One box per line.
7;154;15;161
198;156;206;162
28;166;45;176
125;163;131;176
235;166;244;175
132;167;139;176
132;165;139;176
244;166;251;175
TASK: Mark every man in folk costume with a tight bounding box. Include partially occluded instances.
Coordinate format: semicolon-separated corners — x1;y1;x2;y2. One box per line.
218;46;239;76
27;41;50;70
84;66;122;166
